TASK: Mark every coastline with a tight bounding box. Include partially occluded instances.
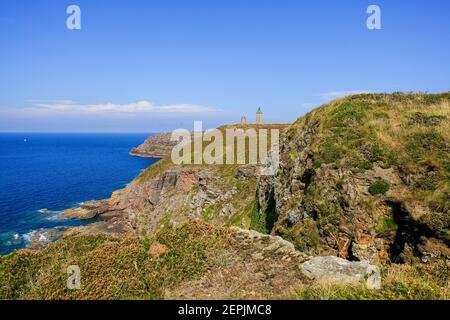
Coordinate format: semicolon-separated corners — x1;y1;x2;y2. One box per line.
129;132;178;159
31;133;174;247
0;133;163;254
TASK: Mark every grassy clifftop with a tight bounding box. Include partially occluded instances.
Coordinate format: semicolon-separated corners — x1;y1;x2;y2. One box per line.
295;92;449;213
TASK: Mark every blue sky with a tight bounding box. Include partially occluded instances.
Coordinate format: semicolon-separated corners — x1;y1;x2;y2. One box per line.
0;0;449;133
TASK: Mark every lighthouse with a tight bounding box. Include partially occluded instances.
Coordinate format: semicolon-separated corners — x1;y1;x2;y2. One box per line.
256;107;263;125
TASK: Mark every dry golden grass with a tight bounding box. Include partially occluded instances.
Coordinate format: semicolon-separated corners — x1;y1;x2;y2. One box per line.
290;260;449;300
0;221;233;300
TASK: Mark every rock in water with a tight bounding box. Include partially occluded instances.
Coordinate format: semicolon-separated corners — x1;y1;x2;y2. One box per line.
300;256;381;290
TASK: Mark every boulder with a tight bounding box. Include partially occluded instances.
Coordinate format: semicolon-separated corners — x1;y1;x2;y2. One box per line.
300;256;381;290
230;227;308;261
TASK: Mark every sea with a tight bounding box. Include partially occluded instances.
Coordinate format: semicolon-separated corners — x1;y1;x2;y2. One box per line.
0;133;158;255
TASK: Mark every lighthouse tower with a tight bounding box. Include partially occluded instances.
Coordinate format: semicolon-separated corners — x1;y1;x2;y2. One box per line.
256;107;263;125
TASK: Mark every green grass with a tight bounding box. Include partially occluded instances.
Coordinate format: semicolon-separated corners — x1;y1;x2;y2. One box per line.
376;216;398;236
249;189;264;233
202;207;212;220
358;160;374;170
439;228;450;241
444;163;450;172
406;130;447;161
325;103;364;128
277;219;321;252
368;180;390;195
414;176;438;191
250;188;278;234
321;141;343;164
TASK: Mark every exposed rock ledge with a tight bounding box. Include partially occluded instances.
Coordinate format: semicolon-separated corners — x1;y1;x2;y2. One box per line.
231;228;381;290
64;200;122;220
167;227;380;299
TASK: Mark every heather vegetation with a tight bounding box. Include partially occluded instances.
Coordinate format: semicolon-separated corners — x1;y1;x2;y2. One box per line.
0;222;232;300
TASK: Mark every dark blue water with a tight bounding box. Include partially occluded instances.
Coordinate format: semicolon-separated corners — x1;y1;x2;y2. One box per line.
0;133;158;255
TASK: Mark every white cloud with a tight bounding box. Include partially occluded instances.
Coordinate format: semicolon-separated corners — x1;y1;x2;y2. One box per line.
27;100;218;114
319;90;372;101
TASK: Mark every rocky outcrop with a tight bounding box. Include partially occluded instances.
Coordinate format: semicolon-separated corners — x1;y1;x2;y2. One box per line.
130;132;180;158
64;199;125;220
166;226;383;299
148;169;200;205
300;256;381;290
230;227;308;262
166;226;309;299
59;160;254;240
254;94;450;266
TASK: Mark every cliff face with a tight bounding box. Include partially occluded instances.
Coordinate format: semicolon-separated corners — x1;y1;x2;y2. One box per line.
63;159;259;240
257;93;450;265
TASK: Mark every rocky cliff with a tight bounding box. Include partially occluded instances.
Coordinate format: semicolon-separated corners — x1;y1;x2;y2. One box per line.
1;93;449;300
130;132;179;158
259;93;449;266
